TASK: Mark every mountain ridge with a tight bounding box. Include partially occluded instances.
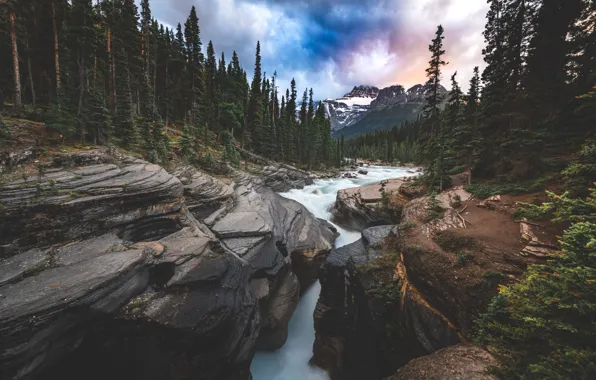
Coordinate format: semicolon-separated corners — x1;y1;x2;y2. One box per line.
324;83;447;139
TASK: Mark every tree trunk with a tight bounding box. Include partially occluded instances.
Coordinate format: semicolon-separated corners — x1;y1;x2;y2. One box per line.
107;26;116;111
164;55;169;124
78;55;86;117
52;2;61;89
22;25;36;108
27;56;35;108
9;10;22;110
153;47;157;111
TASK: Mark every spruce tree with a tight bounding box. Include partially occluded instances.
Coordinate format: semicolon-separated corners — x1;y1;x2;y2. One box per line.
184;6;205;124
422;25;448;189
298;88;308;163
115;48;138;148
205;40;217;133
180;124;194;162
67;0;99;139
85;85;113;145
246;41;263;151
454;66;481;184
422;25;447;130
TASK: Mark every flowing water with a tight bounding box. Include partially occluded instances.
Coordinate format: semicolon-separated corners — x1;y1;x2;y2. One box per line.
250;166;419;380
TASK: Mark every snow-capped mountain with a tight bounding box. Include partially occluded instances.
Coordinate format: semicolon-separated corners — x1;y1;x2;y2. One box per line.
323;85;380;132
327;83;448;139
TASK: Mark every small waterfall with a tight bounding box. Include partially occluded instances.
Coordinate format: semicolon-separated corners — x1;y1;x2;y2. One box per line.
250;166;417;380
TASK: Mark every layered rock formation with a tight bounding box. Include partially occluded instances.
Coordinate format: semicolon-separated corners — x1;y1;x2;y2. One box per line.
0;151;337;380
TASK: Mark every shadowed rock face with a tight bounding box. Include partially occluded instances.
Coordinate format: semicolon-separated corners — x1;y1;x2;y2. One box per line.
313;225;424;380
312;224;461;380
0;153;337;380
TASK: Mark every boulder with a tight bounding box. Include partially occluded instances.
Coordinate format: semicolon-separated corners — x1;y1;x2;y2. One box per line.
331;179;407;230
0;154;337;380
358;169;368;175
386;345;497;380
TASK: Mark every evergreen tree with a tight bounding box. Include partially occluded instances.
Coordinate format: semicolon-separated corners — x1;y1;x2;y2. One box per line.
298;88;308;163
422;25;448;189
475;220;596;379
422;25;447;130
84;85;113;144
286;80;298;161
184;5;205;124
205;40;217;133
453;66;481;184
67;0;99;139
115;48;138;147
246;41;262;150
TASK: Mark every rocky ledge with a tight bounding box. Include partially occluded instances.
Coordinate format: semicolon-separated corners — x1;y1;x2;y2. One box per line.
315;187;548;379
331;178;410;230
0;151;337;380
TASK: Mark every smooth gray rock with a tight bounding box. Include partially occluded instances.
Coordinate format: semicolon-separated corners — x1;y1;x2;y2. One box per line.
0;248;49;286
0;154;338;380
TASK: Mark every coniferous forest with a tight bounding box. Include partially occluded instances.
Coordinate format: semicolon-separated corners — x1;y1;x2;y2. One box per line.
346;0;595;188
0;0;337;169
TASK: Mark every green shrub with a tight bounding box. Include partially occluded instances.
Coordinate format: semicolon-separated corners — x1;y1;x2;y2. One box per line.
452;194;462;209
455;251;472;265
424;191;445;222
562;141;596;198
482;270;505;280
465;183;532;199
381;187;391;210
474;222;596;379
400;220;416;230
515;188;596;223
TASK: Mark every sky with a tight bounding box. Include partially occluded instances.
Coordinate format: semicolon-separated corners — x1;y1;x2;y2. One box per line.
148;0;489;100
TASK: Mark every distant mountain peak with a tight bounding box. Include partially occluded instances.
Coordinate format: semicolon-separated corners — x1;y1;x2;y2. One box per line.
322;84;381;132
326;82;448;138
344;85;380;98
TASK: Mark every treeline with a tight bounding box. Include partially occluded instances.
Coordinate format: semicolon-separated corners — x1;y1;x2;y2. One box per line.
0;0;337;168
347;0;595;188
344;119;424;163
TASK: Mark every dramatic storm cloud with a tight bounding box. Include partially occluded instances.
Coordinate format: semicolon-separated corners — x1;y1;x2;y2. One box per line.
149;0;489;99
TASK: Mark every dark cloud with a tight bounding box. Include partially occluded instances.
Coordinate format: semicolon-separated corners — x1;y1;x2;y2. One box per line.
147;0;488;99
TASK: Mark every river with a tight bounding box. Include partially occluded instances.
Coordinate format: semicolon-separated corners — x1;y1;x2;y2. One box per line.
250;165;418;380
